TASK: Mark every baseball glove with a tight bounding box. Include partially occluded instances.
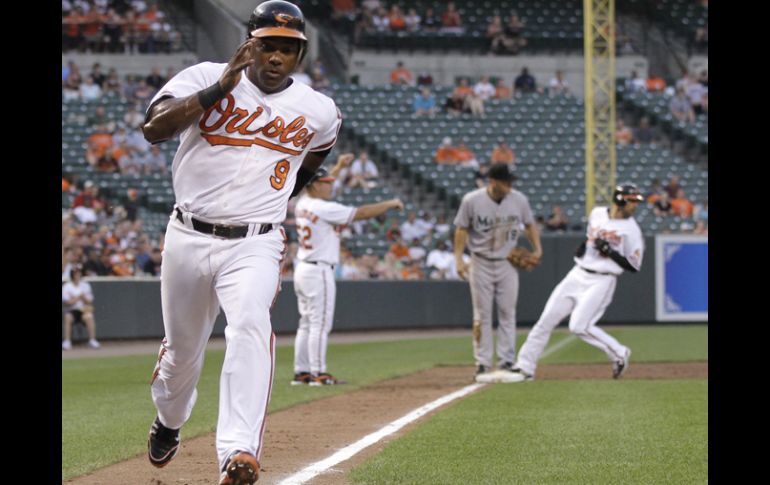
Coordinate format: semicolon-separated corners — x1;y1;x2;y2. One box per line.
593;238;612;257
507;248;540;270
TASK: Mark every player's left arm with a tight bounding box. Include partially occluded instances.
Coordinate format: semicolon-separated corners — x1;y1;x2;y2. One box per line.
594;234;641;272
523;223;542;260
291;150;330;198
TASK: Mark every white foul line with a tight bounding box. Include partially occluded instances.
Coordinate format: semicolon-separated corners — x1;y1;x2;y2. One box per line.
275;383;485;485
276;335;576;484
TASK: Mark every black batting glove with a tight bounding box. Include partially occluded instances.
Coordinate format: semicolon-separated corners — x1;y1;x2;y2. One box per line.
594;238;612;257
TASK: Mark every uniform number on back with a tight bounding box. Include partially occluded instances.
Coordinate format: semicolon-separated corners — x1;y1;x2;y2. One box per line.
270;159;290;190
298;225;313;250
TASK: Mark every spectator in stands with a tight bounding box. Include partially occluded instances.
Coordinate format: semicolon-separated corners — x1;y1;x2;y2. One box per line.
413;87;437;117
653;191;672;217
473;76;496;102
455;78;483;117
122;74;139;102
664;175;682;199
62;265;100;351
310;60;331;92
698;69;708;87
504;11;527;54
400;259;425;280
675;70;693;92
545;205;569;232
141;145;168;174
102;8;125;53
440;2;463;34
435;137;458;164
96;150;121;173
62;60;77;85
616;119;633;146
401;211;429;242
90;63;106;88
548;70;569;96
390;61;413;85
671;188;694;218
408;238;427;263
670;87;696;123
83;248;109;276
490;140;515;165
513;67;537;95
88;106;115;132
132;78;155;103
686;77;708;115
122;103;144;129
493;79;512;100
633;117;657;144
421;7;440;32
444;90;466;116
426;240;454;280
80;75;102;101
143;247;163;276
372;6;390;31
474;162;490;188
389;235;410;261
388;5;406;30
417;71;433;86
62;7;86;52
455;141;479;168
486;15;508;55
645;178;665;205
433;213;451;238
123;188;141;222
145;66;165;90
85;125;113;166
103;67;122;97
348;151;379;188
645;72;666;93
405;8;421;32
625;70;646;93
354;9;375;42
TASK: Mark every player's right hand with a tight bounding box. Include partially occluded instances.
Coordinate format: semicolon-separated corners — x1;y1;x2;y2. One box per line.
219;38;258;93
391;198;405;211
456;259;469;280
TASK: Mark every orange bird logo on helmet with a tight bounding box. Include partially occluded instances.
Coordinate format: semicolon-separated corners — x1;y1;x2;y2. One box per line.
275;13;294;24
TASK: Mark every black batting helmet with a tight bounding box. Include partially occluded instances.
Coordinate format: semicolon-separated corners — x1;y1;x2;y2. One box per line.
308;167;335;185
612;183;644;206
248;1;307;40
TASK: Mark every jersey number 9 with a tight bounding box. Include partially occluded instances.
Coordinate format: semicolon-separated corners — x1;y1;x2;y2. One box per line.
270;160;290;190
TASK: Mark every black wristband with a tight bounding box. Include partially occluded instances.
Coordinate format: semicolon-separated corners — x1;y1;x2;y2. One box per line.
608;249;638;272
291;166;316;198
197;82;226;110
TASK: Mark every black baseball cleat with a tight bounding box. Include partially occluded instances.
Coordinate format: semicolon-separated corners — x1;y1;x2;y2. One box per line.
613;349;632;379
498;361;514;371
219;450;259;485
148;416;180;468
476;365;489;375
290;372;313;385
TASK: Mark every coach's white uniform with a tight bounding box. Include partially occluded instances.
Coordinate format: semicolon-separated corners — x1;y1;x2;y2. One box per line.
147;62;341;469
292;195;356;376
515;207;644;375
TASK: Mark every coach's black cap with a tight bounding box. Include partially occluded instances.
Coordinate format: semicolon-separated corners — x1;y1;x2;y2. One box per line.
488;163;517;182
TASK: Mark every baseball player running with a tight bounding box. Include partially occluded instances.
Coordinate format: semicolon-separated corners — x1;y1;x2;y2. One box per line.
291;155;404;386
500;183;645;383
141;2;341;484
453;163;542;382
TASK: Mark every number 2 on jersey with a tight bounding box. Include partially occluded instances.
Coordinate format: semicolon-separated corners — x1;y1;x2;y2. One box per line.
270;159;290;190
298;225;313;249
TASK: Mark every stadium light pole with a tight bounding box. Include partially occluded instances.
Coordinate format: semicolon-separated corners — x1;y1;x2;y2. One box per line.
583;0;617;217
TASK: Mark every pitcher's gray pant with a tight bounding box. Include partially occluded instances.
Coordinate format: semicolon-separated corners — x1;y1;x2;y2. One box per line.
469;255;519;368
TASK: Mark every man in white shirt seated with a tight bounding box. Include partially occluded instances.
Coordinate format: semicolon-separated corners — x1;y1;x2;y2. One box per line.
348;151;379;188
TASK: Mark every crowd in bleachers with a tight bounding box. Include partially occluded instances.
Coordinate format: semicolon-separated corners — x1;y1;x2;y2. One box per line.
62;0;184;54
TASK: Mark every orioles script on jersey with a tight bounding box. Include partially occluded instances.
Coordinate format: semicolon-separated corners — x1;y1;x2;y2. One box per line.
198;94;315;156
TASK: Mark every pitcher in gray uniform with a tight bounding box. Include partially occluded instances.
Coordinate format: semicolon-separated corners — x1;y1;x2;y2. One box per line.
453;163;542;381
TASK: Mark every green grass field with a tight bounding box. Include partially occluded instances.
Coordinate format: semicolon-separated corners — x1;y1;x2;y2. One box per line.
62;325;707;481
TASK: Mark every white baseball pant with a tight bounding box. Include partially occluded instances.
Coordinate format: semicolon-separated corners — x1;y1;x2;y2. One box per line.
293;261;336;375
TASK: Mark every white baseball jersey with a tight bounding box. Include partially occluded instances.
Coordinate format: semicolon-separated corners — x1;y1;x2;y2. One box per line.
577;207;644;275
62;280;93;311
148;62;342;224
294;195;356;265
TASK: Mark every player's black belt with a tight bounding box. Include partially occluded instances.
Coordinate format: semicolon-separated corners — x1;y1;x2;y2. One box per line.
302;260;336;269
472;252;505;261
578;265;615;276
175;208;272;239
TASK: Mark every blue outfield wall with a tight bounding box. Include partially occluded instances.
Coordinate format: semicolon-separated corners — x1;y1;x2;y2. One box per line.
81;236;657;340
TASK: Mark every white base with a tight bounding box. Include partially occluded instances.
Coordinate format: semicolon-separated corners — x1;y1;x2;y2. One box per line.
475;369;529;383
